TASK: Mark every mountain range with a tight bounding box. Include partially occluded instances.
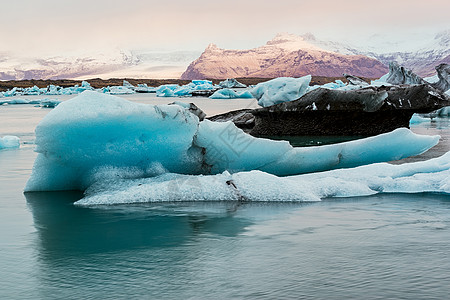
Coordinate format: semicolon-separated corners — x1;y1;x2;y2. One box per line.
182;31;450;80
1;31;448;80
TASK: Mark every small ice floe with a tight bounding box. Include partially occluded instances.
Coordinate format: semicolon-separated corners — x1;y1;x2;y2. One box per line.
209;89;253;99
0;136;20;150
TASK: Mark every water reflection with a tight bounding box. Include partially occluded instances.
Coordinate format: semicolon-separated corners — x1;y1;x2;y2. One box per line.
25;192;257;255
22;192;450;299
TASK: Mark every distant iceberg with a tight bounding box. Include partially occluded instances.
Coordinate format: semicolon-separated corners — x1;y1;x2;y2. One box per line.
25;91;440;192
209;89;254;99
0;136;20;150
219;79;247;89
156;80;218;97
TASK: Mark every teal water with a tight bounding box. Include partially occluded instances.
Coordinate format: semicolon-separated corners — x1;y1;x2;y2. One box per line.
1;97;450;299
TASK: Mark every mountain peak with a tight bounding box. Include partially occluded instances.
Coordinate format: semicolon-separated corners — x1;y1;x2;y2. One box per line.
266;32;322;51
181;34;389;80
206;43;219;50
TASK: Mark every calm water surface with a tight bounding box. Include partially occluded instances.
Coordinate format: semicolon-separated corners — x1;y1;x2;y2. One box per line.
1;95;449;299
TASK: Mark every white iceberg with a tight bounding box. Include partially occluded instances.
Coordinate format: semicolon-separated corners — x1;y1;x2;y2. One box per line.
251;76;312;107
209;89;254;99
75;151;450;205
104;86;135;95
135;84;156;93
46;85;61;95
25;91;440;192
0;135;20;150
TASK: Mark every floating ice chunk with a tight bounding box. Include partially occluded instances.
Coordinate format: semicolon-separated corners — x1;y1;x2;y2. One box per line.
123;80;135;89
174;87;193;97
25;91;440;192
6;98;30;104
135;84;156;93
22;85;43;95
209;89;254;99
156;84;179;97
251;76;312;107
46;85;61;95
410;114;431;124
0;135;20;150
40;99;61;108
3;87;18;97
75;151;450;205
436;106;450;117
424;74;439;84
107;86;135;95
219;79;247;88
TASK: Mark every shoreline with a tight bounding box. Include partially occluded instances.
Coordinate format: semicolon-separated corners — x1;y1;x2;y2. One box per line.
0;76;369;92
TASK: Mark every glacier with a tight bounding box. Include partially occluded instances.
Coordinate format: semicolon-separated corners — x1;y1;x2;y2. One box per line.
25;91;441;192
75;151;450;205
0;136;20;150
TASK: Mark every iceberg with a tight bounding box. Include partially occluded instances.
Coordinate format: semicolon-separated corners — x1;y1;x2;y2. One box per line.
40;99;61;108
3;87;18;97
219;79;247;88
251;75;312;107
209;89;254;99
410;114;431;124
104;86;135;95
0;135;20;150
25;91;440;192
156;81;218;97
0;98;30;105
135;84;156;93
75;151;450;205
436;106;450;117
156;84;180;97
46;85;61;95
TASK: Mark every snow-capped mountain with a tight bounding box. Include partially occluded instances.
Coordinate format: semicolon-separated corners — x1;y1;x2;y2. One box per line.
182;31;450;80
181;33;389;80
0;49;200;80
314;30;450;77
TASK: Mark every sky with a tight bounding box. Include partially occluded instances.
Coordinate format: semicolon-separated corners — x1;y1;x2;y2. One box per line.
1;0;449;78
2;0;449;54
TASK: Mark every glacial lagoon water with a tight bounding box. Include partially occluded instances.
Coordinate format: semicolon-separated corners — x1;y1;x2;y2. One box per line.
1;94;449;299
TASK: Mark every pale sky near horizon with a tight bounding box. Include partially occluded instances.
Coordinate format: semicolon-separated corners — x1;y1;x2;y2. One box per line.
2;0;449;56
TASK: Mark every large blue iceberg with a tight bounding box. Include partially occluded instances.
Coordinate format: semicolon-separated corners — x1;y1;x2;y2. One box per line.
25;91;441;193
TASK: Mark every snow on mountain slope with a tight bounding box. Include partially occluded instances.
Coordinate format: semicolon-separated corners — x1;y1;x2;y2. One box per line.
304;30;450;77
0;49;200;80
